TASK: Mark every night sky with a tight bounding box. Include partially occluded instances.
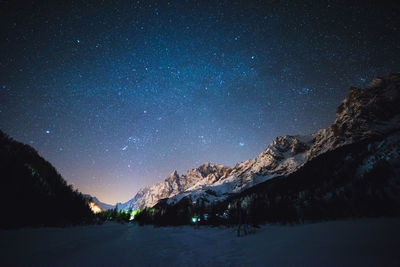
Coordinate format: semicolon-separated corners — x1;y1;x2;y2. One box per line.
1;0;399;204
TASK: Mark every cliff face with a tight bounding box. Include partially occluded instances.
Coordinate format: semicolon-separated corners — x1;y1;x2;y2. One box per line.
308;74;400;159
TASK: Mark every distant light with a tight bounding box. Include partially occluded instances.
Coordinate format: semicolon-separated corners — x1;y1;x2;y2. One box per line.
192;217;197;223
130;209;140;220
197;218;200;222
45;130;50;134
76;39;80;43
122;145;128;151
239;142;244;147
89;202;101;214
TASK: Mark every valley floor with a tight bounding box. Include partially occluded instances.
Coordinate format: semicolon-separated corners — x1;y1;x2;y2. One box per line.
1;218;400;266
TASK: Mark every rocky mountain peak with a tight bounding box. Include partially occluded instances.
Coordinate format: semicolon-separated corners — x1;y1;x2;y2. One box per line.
197;162;213;176
250;135;311;175
332;73;400;139
308;73;400;160
195;162;229;177
268;136;310;156
166;170;179;181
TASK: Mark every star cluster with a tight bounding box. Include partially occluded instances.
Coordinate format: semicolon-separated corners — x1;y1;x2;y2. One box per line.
1;0;399;204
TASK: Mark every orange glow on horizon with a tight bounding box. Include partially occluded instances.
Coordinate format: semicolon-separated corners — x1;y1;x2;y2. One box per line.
89;202;102;214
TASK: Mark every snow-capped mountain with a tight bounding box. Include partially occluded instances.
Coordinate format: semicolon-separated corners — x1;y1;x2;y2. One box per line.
119;73;400;211
118;135;316;211
117;163;231;210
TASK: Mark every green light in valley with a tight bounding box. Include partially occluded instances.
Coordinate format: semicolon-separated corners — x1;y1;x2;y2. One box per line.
130;209;140;220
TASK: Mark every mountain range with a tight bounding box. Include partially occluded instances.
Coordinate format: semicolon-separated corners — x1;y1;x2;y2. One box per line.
117;73;400;213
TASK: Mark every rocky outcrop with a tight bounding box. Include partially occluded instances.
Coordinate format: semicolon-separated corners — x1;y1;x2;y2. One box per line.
308;73;400;159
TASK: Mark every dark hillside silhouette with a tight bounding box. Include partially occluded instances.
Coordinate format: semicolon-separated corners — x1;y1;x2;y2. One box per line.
0;130;93;228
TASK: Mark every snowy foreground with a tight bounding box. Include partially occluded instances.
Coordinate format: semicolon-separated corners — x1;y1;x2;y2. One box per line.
1;218;400;266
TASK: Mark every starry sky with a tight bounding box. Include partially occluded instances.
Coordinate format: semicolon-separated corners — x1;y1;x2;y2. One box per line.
1;0;399;204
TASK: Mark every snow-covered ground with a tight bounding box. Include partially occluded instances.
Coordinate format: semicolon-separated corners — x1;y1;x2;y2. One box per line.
1;218;400;266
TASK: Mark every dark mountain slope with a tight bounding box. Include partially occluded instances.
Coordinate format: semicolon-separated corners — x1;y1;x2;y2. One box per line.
225;133;400;225
0;130;93;228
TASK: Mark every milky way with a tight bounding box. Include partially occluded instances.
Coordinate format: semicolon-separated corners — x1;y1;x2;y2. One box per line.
1;0;399;204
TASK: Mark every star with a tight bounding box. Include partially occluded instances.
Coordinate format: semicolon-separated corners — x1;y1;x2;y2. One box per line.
1;0;397;205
